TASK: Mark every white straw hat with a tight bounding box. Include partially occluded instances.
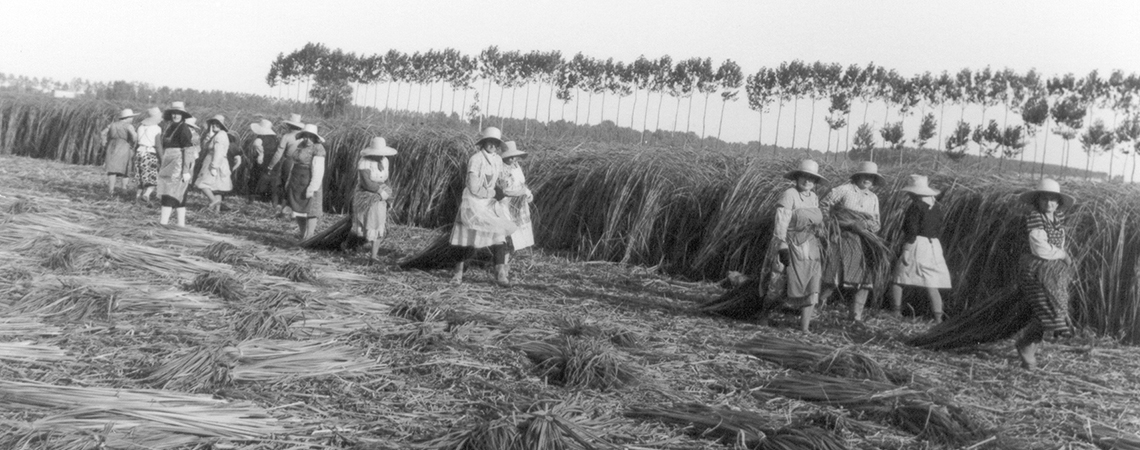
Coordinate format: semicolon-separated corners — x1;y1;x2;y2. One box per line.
141;107;163;125
206;115;229;132
500;141;527;160
851;161;885;185
360;137;397;157
784;159;827;183
283;113;304;129
249;118;275;136
184;117;200;130
1019;178;1074;209
163;101;192;120
476;127;503;146
297;124;325;143
900;174;940;196
117;108;138;120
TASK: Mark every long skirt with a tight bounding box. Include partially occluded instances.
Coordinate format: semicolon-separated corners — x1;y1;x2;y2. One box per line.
134;149;159;187
1020;255;1073;338
823;229;873;289
351;190;387;241
254;164;280;197
104;139;132;176
893;237;952;289
156;147;196;208
506;196;534;250
194;152;233;192
450;195;517;249
286;164;322;218
785;236;822;302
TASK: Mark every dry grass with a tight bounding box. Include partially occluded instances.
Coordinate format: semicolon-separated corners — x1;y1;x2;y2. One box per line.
516;338;637;391
625;403;847;449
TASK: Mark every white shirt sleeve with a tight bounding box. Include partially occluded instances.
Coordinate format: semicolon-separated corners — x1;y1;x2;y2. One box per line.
1028;229;1067;260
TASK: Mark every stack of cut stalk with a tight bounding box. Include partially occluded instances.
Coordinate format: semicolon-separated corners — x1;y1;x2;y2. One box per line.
625;403;848;450
0;380;297;448
756;373;990;447
736;335;896;383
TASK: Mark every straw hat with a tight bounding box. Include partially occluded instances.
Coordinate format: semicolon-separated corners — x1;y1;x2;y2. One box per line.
900;174;940;197
141;107;163;125
360;137;397;157
476;127;503;146
850;161;885;185
500;141;527;160
206;115;229;132
297;124;325;143
249;118;275;136
163;101;192;121
283;113;304;129
117;109;138;121
784;159;827;183
184;117;200;130
1019;178;1074;209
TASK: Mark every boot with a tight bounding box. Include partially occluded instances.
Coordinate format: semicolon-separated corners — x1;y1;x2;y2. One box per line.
175;207;187;227
494;264;512;288
159;206;173;225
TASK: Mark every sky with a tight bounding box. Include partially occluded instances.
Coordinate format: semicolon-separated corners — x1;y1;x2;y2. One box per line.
3;0;1140;173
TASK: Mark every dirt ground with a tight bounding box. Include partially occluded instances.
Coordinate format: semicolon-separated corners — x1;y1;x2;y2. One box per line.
0;154;1138;450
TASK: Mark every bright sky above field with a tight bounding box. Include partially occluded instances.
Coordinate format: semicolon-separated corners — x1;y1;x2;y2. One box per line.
4;0;1140;173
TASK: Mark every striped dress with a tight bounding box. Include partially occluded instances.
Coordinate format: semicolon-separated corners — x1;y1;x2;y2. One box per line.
1020;211;1073;337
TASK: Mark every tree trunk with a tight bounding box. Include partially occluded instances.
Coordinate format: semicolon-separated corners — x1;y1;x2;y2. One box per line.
587;91;594;124
807;97;817;151
938;103;946;156
1039;116;1050;178
547;82;554;122
631;88;639;130
1132;152;1137;183
600;91;607;123
673;95;681;132
574;88;580;123
790;97;799;149
717;99;728;142
758;110;764;153
523;82;532;120
395;83;403;112
686;94;695;136
497;84;506;119
826;127;832;154
774;101;784;153
513;86;522;119
655;92;664;135
428;81;434;113
701;92;711;139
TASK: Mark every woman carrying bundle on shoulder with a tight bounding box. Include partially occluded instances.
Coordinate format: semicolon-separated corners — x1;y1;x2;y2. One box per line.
101;108;139;197
773;159;827;333
352;137;397;262
889;175;952;324
134;107;163;203
819;161;884;322
287;124;327;241
155;102;199;227
195;115;239;213
495;141;535;286
1013;178;1075;369
451;127;517;287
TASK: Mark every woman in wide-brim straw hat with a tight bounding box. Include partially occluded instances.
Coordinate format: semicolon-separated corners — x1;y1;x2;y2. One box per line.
287;124;327;240
495;140;535;285
890;174;952;324
100;108;139;197
195;115;239;213
248;118;280;204
773;159;827;332
155;103;199;227
266;113;305;216
1012;178;1075;369
450;127;518;287
819;161;885;322
351;137;398;261
133;107;163;203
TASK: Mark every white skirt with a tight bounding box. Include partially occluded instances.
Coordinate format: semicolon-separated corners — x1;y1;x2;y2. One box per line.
894;237;952;289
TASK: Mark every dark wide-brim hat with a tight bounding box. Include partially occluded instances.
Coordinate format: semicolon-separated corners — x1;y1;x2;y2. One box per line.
784;159;827;183
163;101;192;121
1019;178;1074;209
